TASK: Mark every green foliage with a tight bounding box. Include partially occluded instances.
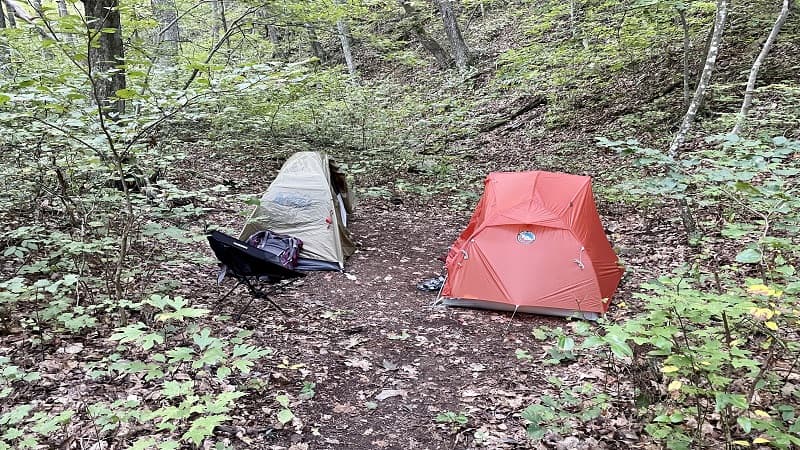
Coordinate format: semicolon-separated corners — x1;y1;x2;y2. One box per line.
587;277;800;449
518;324;594;365
435;410;469;427
599;134;799;265
0;292;265;448
521;380;609;441
496;0;715;123
590;131;800;448
3;0;798;448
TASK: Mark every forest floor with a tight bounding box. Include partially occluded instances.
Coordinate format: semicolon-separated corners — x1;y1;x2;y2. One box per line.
177;121;692;450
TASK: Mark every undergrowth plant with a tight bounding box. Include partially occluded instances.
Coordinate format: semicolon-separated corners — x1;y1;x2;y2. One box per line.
572;134;800;448
0;295;269;449
516;134;799;448
591;277;800;449
0;12;285;449
521;378;609;442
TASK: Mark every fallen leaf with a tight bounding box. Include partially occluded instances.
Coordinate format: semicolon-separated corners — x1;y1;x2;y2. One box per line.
470;363;486;372
375;389;407;401
333;403;357;414
461;389;480;399
63;343;84;354
345;358;372;371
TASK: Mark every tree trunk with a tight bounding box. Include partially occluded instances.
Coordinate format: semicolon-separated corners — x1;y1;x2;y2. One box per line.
84;0;127;115
267;25;283;57
54;0;75;42
3;0;16;27
0;2;7;65
398;0;451;68
211;0;227;39
306;24;327;62
151;0;180;57
732;0;794;136
336;0;356;75
258;7;283;58
337;20;356;74
678;7;691;107
668;0;729;157
437;0;469;70
56;0;68;16
570;0;577;38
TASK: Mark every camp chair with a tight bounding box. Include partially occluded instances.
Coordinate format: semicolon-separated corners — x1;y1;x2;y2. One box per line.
207;231;305;319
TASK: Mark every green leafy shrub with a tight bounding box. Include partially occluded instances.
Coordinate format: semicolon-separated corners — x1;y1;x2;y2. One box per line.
589;278;800;449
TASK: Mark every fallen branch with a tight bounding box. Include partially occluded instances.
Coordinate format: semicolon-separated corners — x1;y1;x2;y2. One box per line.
478;95;547;133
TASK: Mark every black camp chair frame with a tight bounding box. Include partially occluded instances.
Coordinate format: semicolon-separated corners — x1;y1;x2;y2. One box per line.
213;275;290;319
207;231;305;319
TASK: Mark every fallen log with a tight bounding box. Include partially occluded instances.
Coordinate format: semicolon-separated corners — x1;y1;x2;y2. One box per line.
478;95;547;133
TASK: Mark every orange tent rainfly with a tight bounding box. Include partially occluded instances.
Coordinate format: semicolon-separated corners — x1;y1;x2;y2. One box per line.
441;171;624;320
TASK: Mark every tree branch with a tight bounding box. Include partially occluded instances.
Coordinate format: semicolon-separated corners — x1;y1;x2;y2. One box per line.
183;5;264;90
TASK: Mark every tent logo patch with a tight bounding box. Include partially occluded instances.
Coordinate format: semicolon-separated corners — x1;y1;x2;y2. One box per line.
517;231;536;244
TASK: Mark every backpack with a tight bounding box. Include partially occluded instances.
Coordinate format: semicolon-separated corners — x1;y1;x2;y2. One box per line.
245;230;303;269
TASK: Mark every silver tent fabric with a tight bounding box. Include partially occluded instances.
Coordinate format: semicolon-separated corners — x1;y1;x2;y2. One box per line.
239;152;355;269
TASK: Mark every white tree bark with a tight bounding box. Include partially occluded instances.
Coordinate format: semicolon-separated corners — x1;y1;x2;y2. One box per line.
49;0;76;43
731;0;794;135
0;1;7;64
3;0;19;27
1;0;52;40
0;0;6;29
337;20;355;74
668;0;729;157
336;0;355;75
55;0;68;16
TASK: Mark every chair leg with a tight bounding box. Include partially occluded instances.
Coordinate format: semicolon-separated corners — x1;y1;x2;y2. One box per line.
263;295;290;317
234;277;290;319
214;280;244;314
233;294;258;321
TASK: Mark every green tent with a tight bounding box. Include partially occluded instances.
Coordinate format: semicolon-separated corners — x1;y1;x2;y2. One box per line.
240;152;355;270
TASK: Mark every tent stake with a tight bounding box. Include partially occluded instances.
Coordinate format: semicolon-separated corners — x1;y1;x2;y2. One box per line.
432;274;448;307
504;305;520;335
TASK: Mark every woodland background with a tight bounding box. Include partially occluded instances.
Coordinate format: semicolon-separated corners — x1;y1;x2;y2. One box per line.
0;0;799;448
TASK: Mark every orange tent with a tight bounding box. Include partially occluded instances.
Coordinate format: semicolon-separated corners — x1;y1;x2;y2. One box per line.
441;171;624;319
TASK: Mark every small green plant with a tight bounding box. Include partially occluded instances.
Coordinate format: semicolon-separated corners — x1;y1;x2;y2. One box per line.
276;394;296;425
521;380;609;441
518;325;593;365
545;327;578;365
435;410;469;429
